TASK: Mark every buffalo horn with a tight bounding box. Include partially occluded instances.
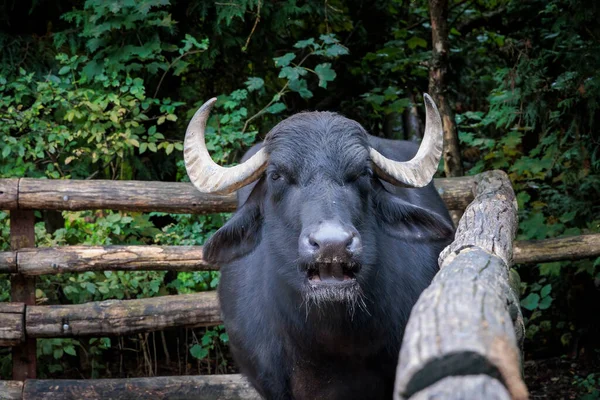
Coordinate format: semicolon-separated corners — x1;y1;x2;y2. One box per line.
369;93;444;187
183;98;268;194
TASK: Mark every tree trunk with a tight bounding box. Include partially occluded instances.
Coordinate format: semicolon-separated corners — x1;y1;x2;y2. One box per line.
428;0;464;177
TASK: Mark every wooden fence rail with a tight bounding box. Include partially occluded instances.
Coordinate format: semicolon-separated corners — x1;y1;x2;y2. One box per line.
1;233;599;276
0;177;474;213
0;375;261;400
0;293;221;345
394;171;528;400
1;173;598;399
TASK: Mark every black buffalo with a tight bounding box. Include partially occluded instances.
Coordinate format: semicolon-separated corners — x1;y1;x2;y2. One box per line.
183;95;454;399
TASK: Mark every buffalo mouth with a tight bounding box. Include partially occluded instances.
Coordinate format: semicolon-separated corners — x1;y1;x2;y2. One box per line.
305;262;358;285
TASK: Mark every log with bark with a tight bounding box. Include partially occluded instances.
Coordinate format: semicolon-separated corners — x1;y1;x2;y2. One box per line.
16;246;214;275
16;179;237;214
394;170;528;400
513;233;600;264
0;177;474;213
5;232;600;276
0;179;18;210
0;251;16;273
20;375;261;400
0;381;23;400
0;303;25;347
26;292;221;338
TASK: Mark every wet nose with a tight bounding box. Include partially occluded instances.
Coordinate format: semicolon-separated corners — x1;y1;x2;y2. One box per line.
299;221;361;260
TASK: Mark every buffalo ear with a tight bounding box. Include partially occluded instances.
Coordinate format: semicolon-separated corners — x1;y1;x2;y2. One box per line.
374;188;454;240
203;179;265;264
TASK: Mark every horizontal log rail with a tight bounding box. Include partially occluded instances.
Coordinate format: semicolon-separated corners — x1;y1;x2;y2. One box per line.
26;292;220;338
11;246;214;275
0;177;474;213
0;374;515;400
1;375;260;400
395;171;528;400
2;233;599;276
0;293;220;345
0;303;25;346
0;380;23;400
513;233;600;264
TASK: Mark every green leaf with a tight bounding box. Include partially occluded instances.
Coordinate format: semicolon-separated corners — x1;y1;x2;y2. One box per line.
219;332;229;343
288;79;312;99
520;293;540;310
53;348;64;359
245;77;264;92
267;103;286;114
539;262;562;277
538;296;553;310
516;192;531;210
279;66;301;81
273;53;296;68
540;284;552;298
190;344;208;360
64;345;76;356
58;66;71;75
406;36;427;49
314;63;336;88
324;44;349;57
294;38;315;49
320;34;337;44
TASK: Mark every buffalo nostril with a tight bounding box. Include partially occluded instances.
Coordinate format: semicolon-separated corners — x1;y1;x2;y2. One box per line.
308;235;319;249
347;235;361;254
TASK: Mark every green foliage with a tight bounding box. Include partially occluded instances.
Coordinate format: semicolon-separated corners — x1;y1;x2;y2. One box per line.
0;0;598;381
574;373;600;400
453;0;600;352
0;0;351;379
0;52;188;180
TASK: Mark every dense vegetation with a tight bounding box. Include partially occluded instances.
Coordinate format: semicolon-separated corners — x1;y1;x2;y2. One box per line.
1;0;598;396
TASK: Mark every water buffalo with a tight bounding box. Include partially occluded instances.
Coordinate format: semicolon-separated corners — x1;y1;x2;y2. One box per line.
183;95;454;399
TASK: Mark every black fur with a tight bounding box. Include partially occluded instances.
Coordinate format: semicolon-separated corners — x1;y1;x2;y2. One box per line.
203;111;454;399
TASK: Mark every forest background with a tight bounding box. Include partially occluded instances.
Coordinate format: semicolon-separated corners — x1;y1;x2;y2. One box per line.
0;0;599;397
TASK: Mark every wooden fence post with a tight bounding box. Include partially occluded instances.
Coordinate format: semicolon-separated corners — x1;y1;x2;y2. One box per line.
10;209;37;380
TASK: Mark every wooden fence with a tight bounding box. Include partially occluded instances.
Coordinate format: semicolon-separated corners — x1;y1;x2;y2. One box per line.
1;175;599;399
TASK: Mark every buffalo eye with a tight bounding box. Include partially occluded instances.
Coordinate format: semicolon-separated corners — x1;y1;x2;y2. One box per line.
270;172;282;181
346;167;373;183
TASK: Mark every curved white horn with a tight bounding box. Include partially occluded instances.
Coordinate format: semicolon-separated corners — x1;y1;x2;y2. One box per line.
184;98;268;194
370;93;443;187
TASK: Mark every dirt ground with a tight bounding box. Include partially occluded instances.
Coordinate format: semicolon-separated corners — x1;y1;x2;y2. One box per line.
525;357;599;399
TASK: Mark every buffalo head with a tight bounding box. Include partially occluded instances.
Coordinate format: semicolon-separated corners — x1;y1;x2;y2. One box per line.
184;95;449;310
